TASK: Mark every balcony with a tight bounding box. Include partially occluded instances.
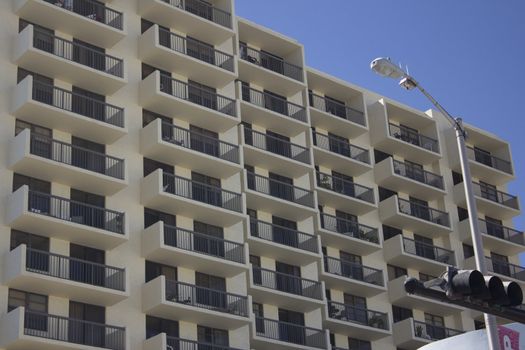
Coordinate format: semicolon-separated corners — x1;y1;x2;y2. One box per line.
141;169;244;227
251;317;327;350
374;158;445;200
244;171;316;221
143;333;243;350
140;119;240;178
379;195;451;237
15;25;126;95
453;182;520;219
458;219;524;255
464;256;525;283
2;244;128;306
393;318;463;350
315;172;376;215
321;256;385;296
0;307;125;350
383;235;455;276
142;275;250;330
388;276;464;314
240;84;309;135
138;0;233;45
6;186;127;250
317;213;381;255
15;0;125;48
142;221;247;278
139;25;235;88
9;129;126;196
139;71;238;133
324;300;391;341
13;76;126;144
243;127;311;178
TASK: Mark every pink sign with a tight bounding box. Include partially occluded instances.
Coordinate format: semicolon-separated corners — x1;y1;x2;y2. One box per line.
499;326;520;350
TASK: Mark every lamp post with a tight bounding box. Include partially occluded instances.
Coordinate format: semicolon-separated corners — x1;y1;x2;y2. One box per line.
370;57;500;350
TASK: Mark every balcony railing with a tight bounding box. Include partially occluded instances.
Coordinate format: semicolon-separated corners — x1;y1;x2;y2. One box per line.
239;43;303;82
244;127;310;164
166;336;242;350
26;247;125;291
255;317;326;349
33;28;124;77
241;85;307;123
162;172;242;213
319;213;379;244
29;134;125;179
160;121;239;163
309;92;365;126
250;218;318;253
164;279;248;317
466;146;512;174
397;197;450;228
323;256;384;286
44;0;123;30
412;320;463;341
158;27;234;71
161;0;232;28
388;123;439;153
27;190;125;234
328;300;389;331
312;131;370;164
159;73;236;117
163;223;245;263
392;159;444;189
31;80;124;127
252;266;323;300
316;172;375;204
486;257;525;281
471;182;519;209
23;309;125;350
402;237;455;265
475;219;524;245
246;172;315;208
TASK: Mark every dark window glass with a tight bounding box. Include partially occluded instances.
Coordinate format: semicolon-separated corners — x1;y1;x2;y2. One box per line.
392;305;413;323
348;337;371;350
10;230;49;251
382;225;402;241
374;149;391;164
144;208;176;228
387;264;407;281
69;244;105;286
491;252;510;276
457;206;469;221
68;301;106;347
378;187;397;202
190;124;219;157
194;220;224;257
195;272;226;309
143;158;174;177
197;325;229;347
188;80;217;110
463;244;474;259
269;172;294;201
140;18;154;34
452;171;463;185
145;316;178;339
69;190;105;230
145;261;177;282
72;38;106;71
191;171;222;206
13;173;51;193
17;68;52;85
8;289;48;332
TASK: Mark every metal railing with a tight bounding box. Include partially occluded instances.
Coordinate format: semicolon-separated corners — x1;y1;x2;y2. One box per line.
244;127;310;164
477;219;524;245
486;257;525;281
160;121;239;163
163;223;245;263
316;172;375;204
162;172;242;213
471;182;519;209
246;172;315;208
323;256;384;286
466;146;513;174
391;159;444;189
27;190;125;234
164;279;248;317
252;266;323;300
328;300;389;330
412;320;463;341
31;80;124;127
249;218;318;253
388;123;439;153
32;28;124;77
159;73;236;117
319;213;379;244
23;309;125;350
309;92;365;126
254;317;326;349
239;43;303;82
44;0;123;30
241;85;307;122
160;0;232;28
157;27;234;71
166;336;242;350
402;237;455;265
29;134;125;179
312;131;369;164
397;197;450;228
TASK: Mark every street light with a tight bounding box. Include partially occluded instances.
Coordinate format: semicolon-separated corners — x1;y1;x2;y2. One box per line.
370;57;500;350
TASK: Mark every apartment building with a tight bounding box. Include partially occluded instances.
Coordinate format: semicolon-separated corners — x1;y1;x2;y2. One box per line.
0;0;522;350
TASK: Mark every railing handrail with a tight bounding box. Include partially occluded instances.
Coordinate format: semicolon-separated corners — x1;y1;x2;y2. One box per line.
317;171;373;192
162;121;238;149
253;266;321;286
243;85;304;109
388;122;439;152
319;212;379;244
247;128;308;151
239;43;303;82
486;256;524;270
162;171;241;197
312;130;368;154
312;130;369;162
316;171;375;203
165;335;242;350
45;0;124;30
319;212;377;235
324;255;382;274
24;309;125;330
254;316;323;333
248;171;311;193
165;278;247;299
327;300;387;320
412;319;463;339
472;181;518;202
401;236;455;263
163;223;243;247
391;158;444;189
159;73;235;104
466;146;512;170
397;197;448;216
250;218;315;239
476;218;524;244
161;0;232;28
309;92;364;116
158;26;233;59
240;43;302;71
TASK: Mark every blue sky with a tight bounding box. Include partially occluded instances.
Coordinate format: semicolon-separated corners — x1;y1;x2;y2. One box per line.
235;0;525;263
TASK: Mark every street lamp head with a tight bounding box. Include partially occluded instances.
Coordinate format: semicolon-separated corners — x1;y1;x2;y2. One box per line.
370;57;406;79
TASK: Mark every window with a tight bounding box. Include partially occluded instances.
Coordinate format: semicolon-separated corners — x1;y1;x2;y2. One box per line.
194;221;225;257
145;261;177;283
335;210;358;235
143;158;174;177
424;313;446;339
187;36;215;64
10;230;49;251
382;225;402;241
253;302;264;333
374;149;391;164
144;208;176;228
197;326;229;347
378;187;397;202
191;171;222;206
272;215;298;246
145;316;178;339
12;173;51;194
190;125;219;157
328;132;351;157
188;80;217;110
340;251;363;280
69;244;105;287
392;305;413;323
479;181;498;202
457;206;469;221
348;337;371;350
463;244;474;259
491;252;510;276
195;272;226;308
69;301;106;347
343;293;367;325
266;130;291;158
8;289;48;332
15;120;52;159
451;171;463;185
278;308;305;344
71;136;106;173
473;146;493;167
414;234;435;260
485;216;504;238
332;171;355;197
268;172;294;201
324;95;346;118
263;89;287;115
71;86;106;121
275;261;301;294
387;264;407;281
72;38;106;71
